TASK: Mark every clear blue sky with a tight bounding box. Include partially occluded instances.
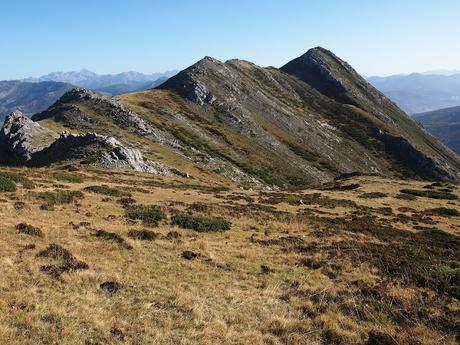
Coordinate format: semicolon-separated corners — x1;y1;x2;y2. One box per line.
1;0;459;79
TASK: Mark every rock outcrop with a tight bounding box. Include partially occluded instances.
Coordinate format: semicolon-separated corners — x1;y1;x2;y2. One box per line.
0;110;57;164
33;88;174;145
0;110;165;173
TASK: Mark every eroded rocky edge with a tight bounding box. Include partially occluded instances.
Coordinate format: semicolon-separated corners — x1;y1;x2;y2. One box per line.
0;110;169;174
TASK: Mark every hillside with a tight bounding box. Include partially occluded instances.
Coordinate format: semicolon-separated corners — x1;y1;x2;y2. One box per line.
0;80;74;120
367;73;460;114
414;105;460;154
7;48;456;189
0;167;459;344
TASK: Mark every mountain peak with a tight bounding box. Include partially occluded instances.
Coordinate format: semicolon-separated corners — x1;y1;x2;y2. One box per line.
281;47;362;104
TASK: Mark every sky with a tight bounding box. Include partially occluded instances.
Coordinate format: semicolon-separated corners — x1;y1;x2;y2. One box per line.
0;0;459;79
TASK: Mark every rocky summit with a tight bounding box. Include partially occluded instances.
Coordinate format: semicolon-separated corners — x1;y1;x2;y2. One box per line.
1;47;460;188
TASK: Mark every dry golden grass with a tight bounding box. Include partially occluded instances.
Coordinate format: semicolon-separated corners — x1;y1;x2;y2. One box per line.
0;168;459;344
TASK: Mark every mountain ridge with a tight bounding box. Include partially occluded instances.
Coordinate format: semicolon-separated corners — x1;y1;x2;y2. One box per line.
2;47;459;187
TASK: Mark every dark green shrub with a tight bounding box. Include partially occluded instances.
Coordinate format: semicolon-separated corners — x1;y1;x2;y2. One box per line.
400;189;457;200
128;229;159;241
395;193;417;201
0;171;26;183
0;176;16;192
126;205;165;222
425;207;460;217
84;185;131;197
171;213;231;232
433;266;460;298
34;190;84;205
0;171;34;189
53;173;83;183
359;192;387;199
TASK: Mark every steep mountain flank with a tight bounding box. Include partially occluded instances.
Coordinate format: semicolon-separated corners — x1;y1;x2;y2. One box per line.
3;48;460;187
281;47;460;180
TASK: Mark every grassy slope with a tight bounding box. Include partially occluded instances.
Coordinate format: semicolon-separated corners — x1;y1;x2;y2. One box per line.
0;167;459;344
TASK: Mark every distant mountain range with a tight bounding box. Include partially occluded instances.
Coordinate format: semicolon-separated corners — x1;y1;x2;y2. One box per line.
23;69;177;89
0;69;177;121
367;73;460;114
23;69;178;95
414;105;460;155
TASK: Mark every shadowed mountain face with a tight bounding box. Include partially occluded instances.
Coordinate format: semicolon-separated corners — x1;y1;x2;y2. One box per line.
414;105;460;155
0;80;74;121
3;47;460;188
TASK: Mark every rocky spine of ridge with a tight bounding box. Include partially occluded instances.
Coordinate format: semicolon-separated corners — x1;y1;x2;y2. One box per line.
33;88;174;145
158;57;219;105
0;110;163;173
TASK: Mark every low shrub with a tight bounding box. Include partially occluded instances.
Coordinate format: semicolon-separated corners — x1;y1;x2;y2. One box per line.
0;171;34;189
171;213;231;232
359;192;387;199
400;189;457;200
0;176;16;192
16;223;43;237
94;229;132;249
0;171;26;182
94;229;124;244
425;207;460;217
126;205;165;223
433;266;460;298
34;190;84;205
395;193;417;201
84;185;131;197
53;173;83;183
128;229;159;241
